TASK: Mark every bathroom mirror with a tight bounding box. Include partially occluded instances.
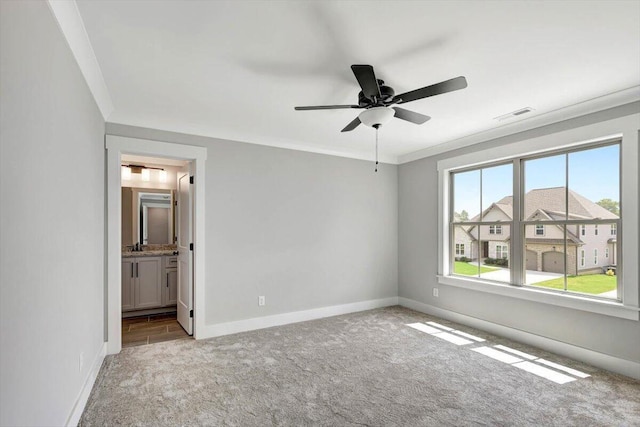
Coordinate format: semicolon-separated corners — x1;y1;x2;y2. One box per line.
138;192;173;244
121;187;175;246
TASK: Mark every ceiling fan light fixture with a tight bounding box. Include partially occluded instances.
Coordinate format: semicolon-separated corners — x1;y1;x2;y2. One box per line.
358;107;395;128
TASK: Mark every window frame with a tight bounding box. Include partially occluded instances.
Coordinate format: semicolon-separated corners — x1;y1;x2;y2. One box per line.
437;114;639;321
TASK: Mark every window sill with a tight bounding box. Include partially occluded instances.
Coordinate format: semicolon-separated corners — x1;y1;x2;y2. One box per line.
437;275;639;321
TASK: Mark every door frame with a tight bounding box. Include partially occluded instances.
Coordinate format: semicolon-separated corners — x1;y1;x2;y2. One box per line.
106;135;207;354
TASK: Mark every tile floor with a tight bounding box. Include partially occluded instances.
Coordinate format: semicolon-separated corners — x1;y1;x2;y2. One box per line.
122;312;191;348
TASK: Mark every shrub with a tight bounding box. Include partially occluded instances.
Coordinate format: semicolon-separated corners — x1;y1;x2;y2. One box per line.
456;256;471;262
484;257;508;267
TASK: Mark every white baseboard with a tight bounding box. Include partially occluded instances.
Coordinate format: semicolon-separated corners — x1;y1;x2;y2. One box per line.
199;297;399;339
398;297;640;380
66;342;107;427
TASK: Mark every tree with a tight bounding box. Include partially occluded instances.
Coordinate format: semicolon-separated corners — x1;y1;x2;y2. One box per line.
460;210;469;221
597;198;619;216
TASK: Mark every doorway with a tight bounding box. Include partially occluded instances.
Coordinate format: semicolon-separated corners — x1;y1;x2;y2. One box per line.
120;154;192;347
106;136;207;354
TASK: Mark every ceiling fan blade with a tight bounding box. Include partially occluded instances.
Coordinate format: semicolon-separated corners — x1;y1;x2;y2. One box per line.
392;107;431;124
393;76;467;104
351;65;381;100
295;104;360;110
341;117;361;132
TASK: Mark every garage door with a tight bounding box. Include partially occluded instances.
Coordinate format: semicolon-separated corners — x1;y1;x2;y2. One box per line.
542;251;564;274
526;250;537;271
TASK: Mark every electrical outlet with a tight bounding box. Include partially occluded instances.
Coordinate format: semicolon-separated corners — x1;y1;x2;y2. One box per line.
433;288;439;298
258;296;265;306
79;352;84;373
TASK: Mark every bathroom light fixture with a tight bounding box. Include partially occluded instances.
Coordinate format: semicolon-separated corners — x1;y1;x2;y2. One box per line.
121;164;166;182
121;166;132;180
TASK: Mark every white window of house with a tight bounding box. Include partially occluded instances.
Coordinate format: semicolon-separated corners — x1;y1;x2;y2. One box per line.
611;224;617;235
439;126;635;320
489;225;503;235
595;224;598;236
455;243;465;256
496;245;508;259
594;249;598;265
605;248;609;259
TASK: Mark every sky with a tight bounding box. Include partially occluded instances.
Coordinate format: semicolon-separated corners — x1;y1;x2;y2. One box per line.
453;144;620;218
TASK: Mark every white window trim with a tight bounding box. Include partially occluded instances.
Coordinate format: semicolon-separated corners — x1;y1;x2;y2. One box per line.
580;250;585;267
437;114;639;321
594;249;598;265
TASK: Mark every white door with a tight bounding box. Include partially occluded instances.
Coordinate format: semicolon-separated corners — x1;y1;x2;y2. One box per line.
177;170;193;334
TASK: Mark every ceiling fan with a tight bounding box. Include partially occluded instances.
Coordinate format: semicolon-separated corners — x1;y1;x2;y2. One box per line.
294;65;468;132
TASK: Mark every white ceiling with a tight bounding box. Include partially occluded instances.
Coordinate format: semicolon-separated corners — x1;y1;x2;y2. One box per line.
75;0;640;163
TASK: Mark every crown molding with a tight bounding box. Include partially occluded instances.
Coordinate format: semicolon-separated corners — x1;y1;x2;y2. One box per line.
398;86;640;164
47;0;113;120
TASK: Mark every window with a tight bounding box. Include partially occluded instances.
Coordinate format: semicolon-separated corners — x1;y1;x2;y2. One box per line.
455;244;465;256
448;141;621;301
496;245;508;259
489;225;503;235
605;248;609;259
452;163;512;282
611;224;617;236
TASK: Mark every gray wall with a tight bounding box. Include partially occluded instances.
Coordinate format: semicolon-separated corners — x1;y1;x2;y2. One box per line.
0;2;105;426
106;124;398;325
399;102;640;363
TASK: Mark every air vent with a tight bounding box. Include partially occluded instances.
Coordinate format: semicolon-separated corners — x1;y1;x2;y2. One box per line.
494;107;535;122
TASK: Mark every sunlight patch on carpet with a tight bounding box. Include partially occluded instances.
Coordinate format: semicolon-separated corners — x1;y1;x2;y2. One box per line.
407;323;590;385
513;361;576;384
406;323;472;345
472;346;523;364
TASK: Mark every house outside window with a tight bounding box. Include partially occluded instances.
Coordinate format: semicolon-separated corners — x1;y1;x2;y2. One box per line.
446;139;621;302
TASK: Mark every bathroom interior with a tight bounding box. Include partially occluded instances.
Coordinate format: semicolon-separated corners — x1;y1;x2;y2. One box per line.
120;154;191;347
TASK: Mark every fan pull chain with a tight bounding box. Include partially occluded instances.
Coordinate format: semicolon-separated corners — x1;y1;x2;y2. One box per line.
375;127;379;173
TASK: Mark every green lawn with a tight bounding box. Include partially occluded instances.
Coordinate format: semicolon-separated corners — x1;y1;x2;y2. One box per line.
533;274;616;294
454;262;497;276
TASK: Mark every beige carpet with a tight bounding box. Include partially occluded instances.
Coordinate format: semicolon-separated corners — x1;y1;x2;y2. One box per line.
80;306;640;426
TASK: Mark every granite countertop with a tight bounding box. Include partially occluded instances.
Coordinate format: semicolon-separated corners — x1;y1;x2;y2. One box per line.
122;248;179;258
